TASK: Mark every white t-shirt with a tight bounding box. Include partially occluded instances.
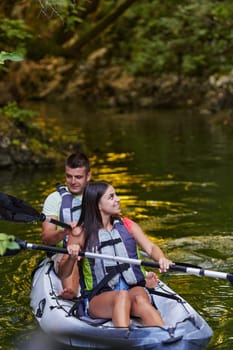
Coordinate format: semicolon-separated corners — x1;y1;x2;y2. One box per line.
42;189;82;218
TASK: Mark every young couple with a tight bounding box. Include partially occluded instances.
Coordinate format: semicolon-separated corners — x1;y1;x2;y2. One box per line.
42;152;173;327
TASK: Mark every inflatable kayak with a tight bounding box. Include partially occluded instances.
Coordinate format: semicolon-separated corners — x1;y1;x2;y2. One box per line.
30;258;213;349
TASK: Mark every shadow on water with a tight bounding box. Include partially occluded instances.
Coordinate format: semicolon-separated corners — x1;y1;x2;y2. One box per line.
1;104;233;349
12;330;125;350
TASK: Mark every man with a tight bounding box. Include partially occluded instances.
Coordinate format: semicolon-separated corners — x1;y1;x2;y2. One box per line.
42;152;91;299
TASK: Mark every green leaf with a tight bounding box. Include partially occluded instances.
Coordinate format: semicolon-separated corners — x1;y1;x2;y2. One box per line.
0;233;9;241
0;233;20;255
0;51;24;65
0;240;8;255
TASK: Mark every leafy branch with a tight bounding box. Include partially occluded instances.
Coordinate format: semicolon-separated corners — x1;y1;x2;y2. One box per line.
0;233;19;256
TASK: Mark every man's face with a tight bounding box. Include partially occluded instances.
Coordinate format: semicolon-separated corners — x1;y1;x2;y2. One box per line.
65;165;91;195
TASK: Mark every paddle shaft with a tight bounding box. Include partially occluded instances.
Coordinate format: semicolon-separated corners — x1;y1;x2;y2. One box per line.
84;251;233;283
18;240;233;285
41;214;71;230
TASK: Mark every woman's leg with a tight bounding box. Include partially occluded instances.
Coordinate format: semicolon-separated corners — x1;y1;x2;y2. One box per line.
89;290;131;327
129;287;164;327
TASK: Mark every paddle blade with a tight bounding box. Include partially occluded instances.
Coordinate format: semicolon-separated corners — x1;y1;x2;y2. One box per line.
3;247;21;256
0;192;40;223
227;273;233;286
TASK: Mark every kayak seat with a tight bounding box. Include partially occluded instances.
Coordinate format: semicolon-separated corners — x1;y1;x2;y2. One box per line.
68;298;111;325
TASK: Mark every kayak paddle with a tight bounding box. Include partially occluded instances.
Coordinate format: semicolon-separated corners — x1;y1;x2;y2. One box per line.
0;192;71;229
1;234;233;285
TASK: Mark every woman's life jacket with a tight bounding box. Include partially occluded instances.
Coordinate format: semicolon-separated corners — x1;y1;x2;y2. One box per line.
79;218;146;298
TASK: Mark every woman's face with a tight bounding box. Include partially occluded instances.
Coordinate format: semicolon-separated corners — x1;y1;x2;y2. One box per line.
98;185;120;216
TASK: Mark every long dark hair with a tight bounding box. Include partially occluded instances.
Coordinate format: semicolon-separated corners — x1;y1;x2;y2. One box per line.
78;181;109;248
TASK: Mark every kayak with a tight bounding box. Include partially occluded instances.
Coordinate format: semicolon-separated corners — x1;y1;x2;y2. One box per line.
30;258;213;349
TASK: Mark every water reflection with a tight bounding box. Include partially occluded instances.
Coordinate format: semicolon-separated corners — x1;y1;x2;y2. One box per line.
1;106;233;349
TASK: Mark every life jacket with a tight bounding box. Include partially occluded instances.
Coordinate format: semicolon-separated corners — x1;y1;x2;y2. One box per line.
79;218;146;298
56;183;82;246
56;183;82;223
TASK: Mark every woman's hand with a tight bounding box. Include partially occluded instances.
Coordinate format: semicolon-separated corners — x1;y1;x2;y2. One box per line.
158;257;173;272
67;244;81;260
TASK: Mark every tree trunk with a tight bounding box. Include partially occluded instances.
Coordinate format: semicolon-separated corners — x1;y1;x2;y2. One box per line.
63;0;138;56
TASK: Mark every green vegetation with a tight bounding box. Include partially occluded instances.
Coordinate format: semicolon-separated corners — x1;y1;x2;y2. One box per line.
0;51;23;65
110;1;233;76
0;233;19;256
1;0;233;165
1;101;37;125
0;102;84;165
0;17;32;62
1;1;233;76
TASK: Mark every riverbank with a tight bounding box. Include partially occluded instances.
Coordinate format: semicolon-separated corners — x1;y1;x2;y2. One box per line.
0;106;83;169
2;49;233;113
1;49;233;168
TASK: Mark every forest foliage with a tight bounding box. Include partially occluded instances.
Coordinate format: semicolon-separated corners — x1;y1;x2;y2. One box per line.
1;0;233;77
1;0;233;166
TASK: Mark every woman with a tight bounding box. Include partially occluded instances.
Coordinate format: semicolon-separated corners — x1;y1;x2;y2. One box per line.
58;181;173;327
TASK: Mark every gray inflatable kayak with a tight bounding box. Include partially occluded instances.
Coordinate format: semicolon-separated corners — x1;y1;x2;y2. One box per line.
30;258;213;349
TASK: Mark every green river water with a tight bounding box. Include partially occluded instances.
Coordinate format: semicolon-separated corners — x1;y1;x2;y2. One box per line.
0;104;233;349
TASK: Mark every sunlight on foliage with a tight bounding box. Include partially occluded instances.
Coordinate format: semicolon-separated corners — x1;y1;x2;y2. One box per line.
1;101;37;123
0;18;33;59
0;18;32;40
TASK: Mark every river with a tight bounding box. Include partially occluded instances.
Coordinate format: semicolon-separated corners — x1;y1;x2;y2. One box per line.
0;103;233;349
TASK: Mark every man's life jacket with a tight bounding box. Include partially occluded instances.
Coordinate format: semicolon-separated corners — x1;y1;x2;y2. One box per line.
79;218;146;298
56;183;82;223
56;183;82;247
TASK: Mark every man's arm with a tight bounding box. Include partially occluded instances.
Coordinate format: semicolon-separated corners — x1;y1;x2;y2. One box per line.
41;220;68;245
41;191;69;245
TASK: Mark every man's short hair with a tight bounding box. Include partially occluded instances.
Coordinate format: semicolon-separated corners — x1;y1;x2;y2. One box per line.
66;152;90;173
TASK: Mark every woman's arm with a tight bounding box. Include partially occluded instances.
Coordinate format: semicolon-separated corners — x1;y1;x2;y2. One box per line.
129;221;172;272
58;246;79;279
58;226;84;279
